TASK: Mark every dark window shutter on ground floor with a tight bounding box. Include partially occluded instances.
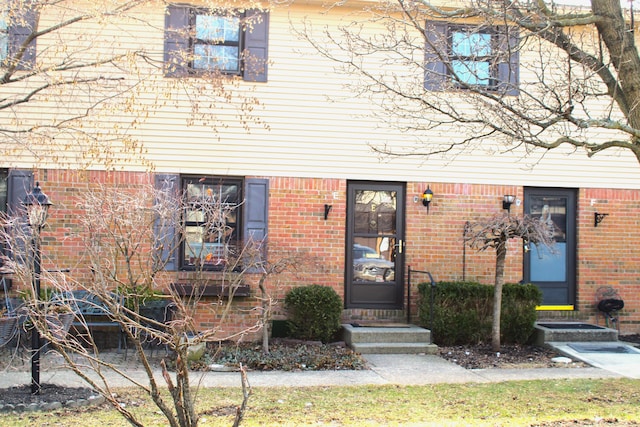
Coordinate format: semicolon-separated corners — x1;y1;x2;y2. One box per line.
243;178;269;271
153;173;179;271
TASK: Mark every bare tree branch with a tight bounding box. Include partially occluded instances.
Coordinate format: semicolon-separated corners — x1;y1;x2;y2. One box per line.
296;0;640;164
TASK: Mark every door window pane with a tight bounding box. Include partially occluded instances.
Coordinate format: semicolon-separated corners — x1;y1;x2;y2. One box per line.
529;196;567;282
530;242;566;282
352;190;397;283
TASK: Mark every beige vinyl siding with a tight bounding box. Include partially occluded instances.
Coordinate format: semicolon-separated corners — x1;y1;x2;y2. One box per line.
2;1;640;189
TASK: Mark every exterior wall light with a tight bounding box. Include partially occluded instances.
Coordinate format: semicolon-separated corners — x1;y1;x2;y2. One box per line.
422;186;434;213
502;194;515;213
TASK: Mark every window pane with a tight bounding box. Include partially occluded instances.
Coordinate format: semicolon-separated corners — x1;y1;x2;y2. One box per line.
182;178;240;269
184;226;226;267
194;45;239;71
186;182;239;203
195;15;239;43
186;209;204;223
451;30;493;86
452;31;492;57
452;60;491;85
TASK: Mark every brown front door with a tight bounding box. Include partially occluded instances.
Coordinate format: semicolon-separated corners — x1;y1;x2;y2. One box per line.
345;182;405;309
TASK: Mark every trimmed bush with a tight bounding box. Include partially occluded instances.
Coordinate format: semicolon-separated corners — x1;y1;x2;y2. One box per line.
417;281;542;346
285;285;343;343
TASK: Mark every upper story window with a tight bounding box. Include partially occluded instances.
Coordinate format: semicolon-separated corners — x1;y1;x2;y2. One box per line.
425;21;519;96
193;12;241;72
450;27;494;87
164;5;269;82
182;177;241;270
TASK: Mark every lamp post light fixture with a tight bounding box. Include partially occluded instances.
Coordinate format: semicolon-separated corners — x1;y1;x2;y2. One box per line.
23;182;52;395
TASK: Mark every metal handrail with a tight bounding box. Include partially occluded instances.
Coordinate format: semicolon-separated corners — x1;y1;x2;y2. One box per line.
407;267;436;329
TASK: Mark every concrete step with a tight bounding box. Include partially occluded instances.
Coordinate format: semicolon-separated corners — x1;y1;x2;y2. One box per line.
342;323;435;354
350;342;439;355
533;322;618;346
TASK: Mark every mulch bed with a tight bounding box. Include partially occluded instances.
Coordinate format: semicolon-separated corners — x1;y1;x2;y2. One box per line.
439;334;640;370
0;383;97;408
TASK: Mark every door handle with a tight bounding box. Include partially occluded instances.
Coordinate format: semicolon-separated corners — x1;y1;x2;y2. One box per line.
395;239;404;254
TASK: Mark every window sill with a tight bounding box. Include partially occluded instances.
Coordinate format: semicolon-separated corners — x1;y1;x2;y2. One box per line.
170;283;250;298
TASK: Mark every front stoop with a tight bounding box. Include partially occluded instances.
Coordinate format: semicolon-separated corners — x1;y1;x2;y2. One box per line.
342;324;438;354
533;322;618;346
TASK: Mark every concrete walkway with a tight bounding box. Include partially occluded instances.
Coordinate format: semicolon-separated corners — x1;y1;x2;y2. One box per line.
548;341;640;379
0;349;631;390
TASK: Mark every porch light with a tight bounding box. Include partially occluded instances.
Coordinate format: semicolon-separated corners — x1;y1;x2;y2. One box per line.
502;194;515;213
24;182;52;228
422;186;434;213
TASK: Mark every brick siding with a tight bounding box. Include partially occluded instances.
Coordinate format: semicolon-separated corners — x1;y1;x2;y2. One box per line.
6;169;639;338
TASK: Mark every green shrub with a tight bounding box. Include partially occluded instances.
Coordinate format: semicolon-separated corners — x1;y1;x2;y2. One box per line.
417;281;542;346
501;283;543;343
285;285;343;343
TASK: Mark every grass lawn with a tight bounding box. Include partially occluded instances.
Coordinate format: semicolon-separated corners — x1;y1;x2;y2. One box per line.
1;379;639;426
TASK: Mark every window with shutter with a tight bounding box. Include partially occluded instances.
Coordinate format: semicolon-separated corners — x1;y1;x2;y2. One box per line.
425;21;519;95
164;5;269;82
153;174;269;271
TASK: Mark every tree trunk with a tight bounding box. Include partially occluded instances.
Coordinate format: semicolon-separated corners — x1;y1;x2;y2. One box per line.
592;0;640;130
492;239;507;352
258;275;270;354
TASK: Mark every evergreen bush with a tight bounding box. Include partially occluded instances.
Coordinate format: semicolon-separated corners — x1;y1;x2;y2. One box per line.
285;284;343;343
417;281;542;346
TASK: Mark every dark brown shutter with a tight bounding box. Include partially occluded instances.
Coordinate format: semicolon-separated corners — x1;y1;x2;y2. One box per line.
6;170;33;265
243;178;268;270
243;10;269;82
497;27;520;96
154;174;179;271
8;0;37;70
164;5;190;77
7;169;32;216
424;21;449;91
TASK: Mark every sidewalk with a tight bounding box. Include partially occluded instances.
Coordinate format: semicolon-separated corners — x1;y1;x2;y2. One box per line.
0;350;626;390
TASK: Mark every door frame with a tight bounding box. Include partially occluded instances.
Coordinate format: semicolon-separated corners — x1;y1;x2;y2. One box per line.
523;187;577;308
345;181;406;309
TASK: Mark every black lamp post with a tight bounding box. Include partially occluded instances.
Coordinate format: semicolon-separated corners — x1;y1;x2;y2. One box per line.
23;182;52;395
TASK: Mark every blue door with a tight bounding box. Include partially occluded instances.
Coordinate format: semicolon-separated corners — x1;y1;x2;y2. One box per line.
523;188;577;308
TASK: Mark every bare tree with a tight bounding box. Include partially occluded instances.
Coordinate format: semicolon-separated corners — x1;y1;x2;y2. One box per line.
465;213;554;351
0;183;272;427
1;0;268;169
296;0;640;163
254;247;314;354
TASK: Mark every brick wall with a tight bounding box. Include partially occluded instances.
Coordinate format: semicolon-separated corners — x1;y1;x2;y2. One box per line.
8;169;640;338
